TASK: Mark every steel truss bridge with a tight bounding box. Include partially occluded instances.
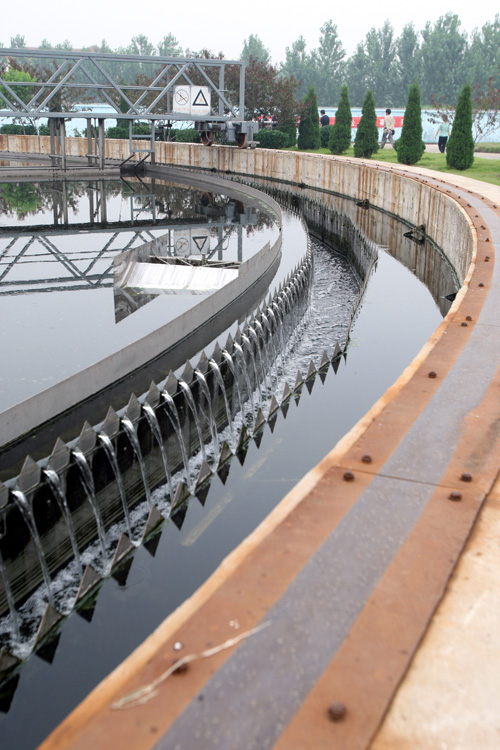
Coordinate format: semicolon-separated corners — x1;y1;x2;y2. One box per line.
0;48;257;168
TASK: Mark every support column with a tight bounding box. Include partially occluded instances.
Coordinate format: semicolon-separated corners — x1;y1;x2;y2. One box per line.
59;120;66;171
49;119;57;167
86;118;94;166
150;121;156;165
99;180;107;224
98;118;105;169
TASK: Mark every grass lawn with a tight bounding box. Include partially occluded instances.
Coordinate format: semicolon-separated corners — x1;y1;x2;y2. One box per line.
295;146;500;187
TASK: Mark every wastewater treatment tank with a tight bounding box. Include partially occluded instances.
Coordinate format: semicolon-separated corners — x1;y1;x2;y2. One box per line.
0;167;457;749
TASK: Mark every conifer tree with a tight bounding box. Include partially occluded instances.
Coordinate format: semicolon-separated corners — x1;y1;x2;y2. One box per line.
297;85;321;150
329;83;352;154
353;89;379;158
396;82;425;165
446;83;474;170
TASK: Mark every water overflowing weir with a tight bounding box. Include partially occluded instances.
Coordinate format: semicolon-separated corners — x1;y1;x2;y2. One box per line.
0;185;380;684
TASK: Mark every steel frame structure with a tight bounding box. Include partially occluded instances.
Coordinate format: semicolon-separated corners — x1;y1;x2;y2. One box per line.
0;48;244;120
0;48;256;150
0;48;259;167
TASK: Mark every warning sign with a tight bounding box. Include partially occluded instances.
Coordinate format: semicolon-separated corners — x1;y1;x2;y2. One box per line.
191;234;209;253
173;86;211;115
174;229;210;256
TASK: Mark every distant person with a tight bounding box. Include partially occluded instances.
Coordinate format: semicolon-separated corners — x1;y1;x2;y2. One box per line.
435;115;451;153
380;108;395;148
320;109;330;127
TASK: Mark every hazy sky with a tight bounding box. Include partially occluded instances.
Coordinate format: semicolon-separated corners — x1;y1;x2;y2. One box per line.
3;2;499;62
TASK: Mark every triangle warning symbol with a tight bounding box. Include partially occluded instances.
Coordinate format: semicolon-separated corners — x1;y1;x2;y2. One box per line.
192;89;209;107
192;235;209;252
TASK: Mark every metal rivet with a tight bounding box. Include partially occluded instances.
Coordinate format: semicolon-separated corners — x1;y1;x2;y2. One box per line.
466;316;472;321
460;472;473;482
479;283;485;287
486;237;490;242
448;491;462;501
485;257;490;262
461;322;468;327
361;454;372;464
343;471;354;482
428;371;437;378
327;702;347;722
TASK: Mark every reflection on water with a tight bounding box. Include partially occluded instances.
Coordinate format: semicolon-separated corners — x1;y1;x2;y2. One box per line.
0;177;279;412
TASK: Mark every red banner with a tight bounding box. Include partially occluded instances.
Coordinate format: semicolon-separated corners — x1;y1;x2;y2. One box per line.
322;115;404;128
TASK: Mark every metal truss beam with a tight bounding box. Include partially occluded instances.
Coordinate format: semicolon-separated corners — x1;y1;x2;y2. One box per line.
0;48;245;122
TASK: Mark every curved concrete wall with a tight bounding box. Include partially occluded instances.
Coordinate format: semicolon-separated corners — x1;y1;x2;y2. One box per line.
0;135;474;287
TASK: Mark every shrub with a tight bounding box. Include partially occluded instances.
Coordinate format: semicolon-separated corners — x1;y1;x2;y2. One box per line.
0;123;38;135
320;125;332;148
277;119;297;147
353;90;379;158
254;129;289;149
397;82;425;165
297;85;321;150
446;83;474;170
174;128;201;143
329;84;352;155
105;125;128;139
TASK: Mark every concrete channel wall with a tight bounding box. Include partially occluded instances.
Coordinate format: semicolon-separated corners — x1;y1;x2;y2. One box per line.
0;134;474;284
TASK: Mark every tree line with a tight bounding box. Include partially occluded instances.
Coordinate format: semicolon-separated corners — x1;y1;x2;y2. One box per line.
294;79;474;171
4;12;500;107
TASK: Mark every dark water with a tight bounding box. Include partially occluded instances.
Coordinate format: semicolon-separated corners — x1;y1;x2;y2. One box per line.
0;178;447;748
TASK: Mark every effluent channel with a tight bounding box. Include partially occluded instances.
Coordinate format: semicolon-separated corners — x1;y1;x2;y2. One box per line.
0;169;456;749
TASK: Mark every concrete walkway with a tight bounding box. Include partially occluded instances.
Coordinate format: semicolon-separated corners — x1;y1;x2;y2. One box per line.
39;162;500;750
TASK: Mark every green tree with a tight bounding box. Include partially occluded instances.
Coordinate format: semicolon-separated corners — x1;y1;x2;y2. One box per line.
468;16;500;91
396;82;425;164
241;35;271;66
446;83;474;170
297;85;320;149
10;34;26;48
394;24;422;105
281;37;316;99
420;14;469;103
0;68;35;106
345;43;369;106
157;34;183;57
329;83;352;154
127;34;156;57
226;56;300;146
311;21;346;105
353;89;379;158
362;22;397;105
